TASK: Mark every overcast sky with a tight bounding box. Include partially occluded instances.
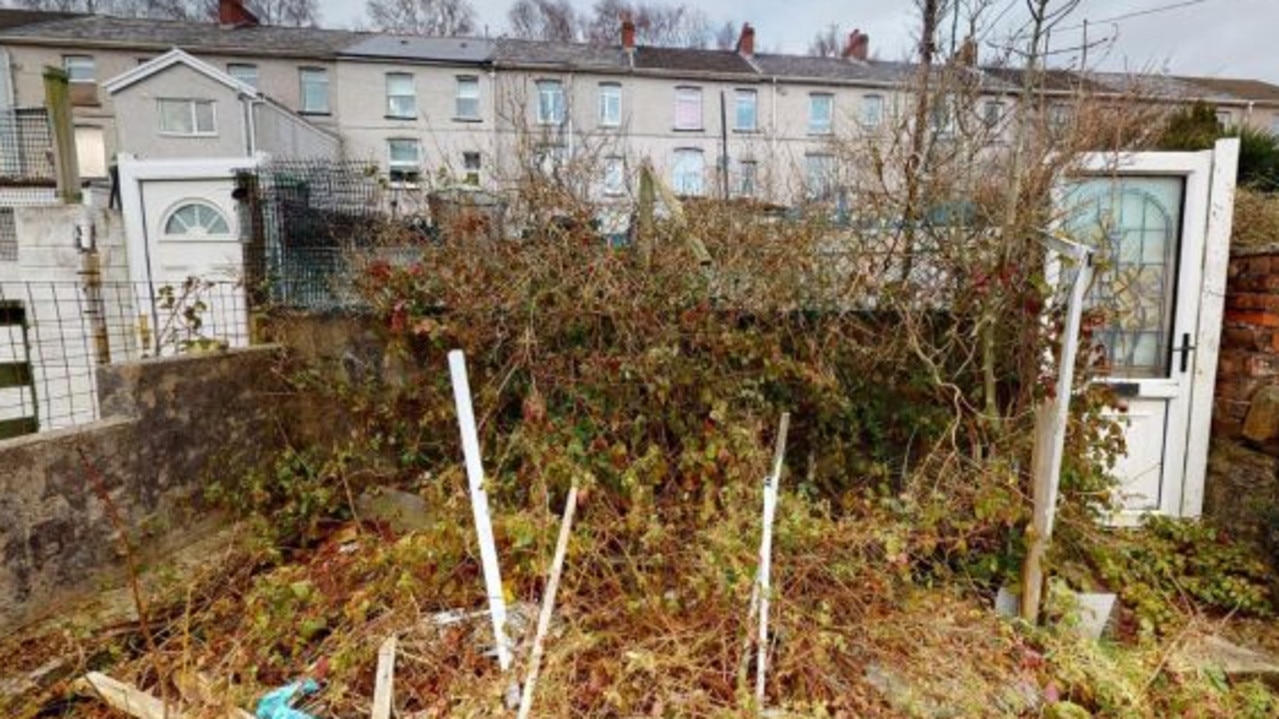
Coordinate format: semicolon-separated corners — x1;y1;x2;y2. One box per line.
319;0;1278;83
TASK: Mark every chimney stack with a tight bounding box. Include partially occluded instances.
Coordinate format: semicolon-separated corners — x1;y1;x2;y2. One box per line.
219;0;260;28
621;14;636;51
956;36;977;66
842;29;869;61
736;22;755;58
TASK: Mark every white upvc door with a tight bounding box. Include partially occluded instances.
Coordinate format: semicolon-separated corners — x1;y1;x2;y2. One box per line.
1062;140;1238;519
1059;140;1238;516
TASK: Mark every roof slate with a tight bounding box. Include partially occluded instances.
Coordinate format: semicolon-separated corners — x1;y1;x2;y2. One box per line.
0;13;367;59
493;38;628;71
342;35;494;63
631;46;756;76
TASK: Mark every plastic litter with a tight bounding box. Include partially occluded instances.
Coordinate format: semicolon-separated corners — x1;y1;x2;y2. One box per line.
255;679;320;719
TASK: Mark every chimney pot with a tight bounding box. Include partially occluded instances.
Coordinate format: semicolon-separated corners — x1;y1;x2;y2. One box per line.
736;22;755;58
842;29;870;61
621;14;636;51
219;0;260;28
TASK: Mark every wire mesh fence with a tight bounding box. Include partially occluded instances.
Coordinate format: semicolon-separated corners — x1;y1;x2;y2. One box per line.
0;108;55;185
0;279;250;437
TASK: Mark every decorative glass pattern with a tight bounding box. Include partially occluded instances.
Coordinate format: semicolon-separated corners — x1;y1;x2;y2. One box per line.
1063;177;1185;378
164;202;230;236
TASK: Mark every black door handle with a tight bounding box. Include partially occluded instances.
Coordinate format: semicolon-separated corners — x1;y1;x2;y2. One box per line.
1177;332;1196;374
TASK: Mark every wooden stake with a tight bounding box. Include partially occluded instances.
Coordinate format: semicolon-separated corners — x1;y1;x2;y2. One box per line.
372;636;397;719
449;349;513;671
756;413;791;708
516;484;579;719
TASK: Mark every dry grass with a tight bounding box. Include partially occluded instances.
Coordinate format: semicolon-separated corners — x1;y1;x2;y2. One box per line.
1232;187;1279;249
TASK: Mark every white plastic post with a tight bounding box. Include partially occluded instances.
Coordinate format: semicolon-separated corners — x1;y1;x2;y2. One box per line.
516;485;579;719
756;412;790;707
449;350;513;671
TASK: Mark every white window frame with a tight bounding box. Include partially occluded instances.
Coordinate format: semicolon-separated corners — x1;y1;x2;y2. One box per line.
737;159;758;197
734;89;757;132
602;156;625;196
227;63;259;89
805;153;836;201
455;76;481;120
983;100;1006;128
809;93;833;134
1215;109;1234;128
299;67;329;114
387;138;422;184
599;82;622;127
674;86;703;131
861;94;884;128
672;148;704;196
536;79;566;125
63;55;94;84
462;151;482;185
157;98;217;137
386;72;416;119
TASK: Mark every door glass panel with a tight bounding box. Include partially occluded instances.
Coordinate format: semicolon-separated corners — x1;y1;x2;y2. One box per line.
1063;176;1184;378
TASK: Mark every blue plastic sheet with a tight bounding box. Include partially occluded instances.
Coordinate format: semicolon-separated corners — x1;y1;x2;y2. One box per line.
255;679;320;719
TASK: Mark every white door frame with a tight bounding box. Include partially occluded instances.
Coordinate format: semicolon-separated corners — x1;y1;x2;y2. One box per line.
1072;139;1238;519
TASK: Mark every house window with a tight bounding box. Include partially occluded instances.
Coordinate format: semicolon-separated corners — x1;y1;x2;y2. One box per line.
387;138;421;183
1216;109;1234;128
227;63;259;89
63;55;94;83
158;99;216;136
931;98;955;136
805;154;835;200
462;151;481;185
737;160;758;197
1271;114;1279;135
536;80;565;125
672;148;704;196
535;144;566;175
163;201;231;237
386;73;416;118
599;82;621;127
1046;103;1073;132
735;89;757;131
983;100;1005;128
456;76;480;120
809;93;833;134
674;86;703;130
602;156;625;195
299;67;329;114
861;94;883;128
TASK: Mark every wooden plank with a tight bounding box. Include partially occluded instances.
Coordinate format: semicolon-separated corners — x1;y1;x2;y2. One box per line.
516;484;580;719
1183;138;1241;518
0;361;32;388
79;672;174;719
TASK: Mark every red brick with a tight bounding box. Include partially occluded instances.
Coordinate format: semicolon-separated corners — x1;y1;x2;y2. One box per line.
1225;310;1279;328
1245;354;1279;378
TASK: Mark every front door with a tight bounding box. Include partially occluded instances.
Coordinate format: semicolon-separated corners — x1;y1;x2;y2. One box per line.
1061;150;1221;517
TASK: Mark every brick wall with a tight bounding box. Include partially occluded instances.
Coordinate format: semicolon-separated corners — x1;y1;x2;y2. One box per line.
1217;246;1279;437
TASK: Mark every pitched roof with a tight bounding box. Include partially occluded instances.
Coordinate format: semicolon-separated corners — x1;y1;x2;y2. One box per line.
753;53;918;86
341;35;494;64
0;13;367;60
631;46;757;76
103;47;258;96
0;9;82;31
1179;76;1279;106
494;38;629;71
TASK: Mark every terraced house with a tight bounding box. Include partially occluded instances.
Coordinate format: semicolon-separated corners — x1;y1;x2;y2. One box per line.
0;0;1276;205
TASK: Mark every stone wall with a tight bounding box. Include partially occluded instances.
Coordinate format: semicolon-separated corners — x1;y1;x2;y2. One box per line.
0;346;286;631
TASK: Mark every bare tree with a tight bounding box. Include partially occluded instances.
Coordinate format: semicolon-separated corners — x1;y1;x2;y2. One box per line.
580;0;711;48
364;0;475;35
246;0;319;26
807;23;841;57
507;0;578;41
713;19;736;51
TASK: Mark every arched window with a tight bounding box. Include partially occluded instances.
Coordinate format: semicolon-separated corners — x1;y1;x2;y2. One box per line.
163;201;230;237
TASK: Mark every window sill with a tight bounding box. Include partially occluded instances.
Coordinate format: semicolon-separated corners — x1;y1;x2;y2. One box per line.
298;111;331;117
673;127;704;132
385;114;417;121
732;128;759;134
452;116;483;123
159;132;219;138
808;130;833;136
